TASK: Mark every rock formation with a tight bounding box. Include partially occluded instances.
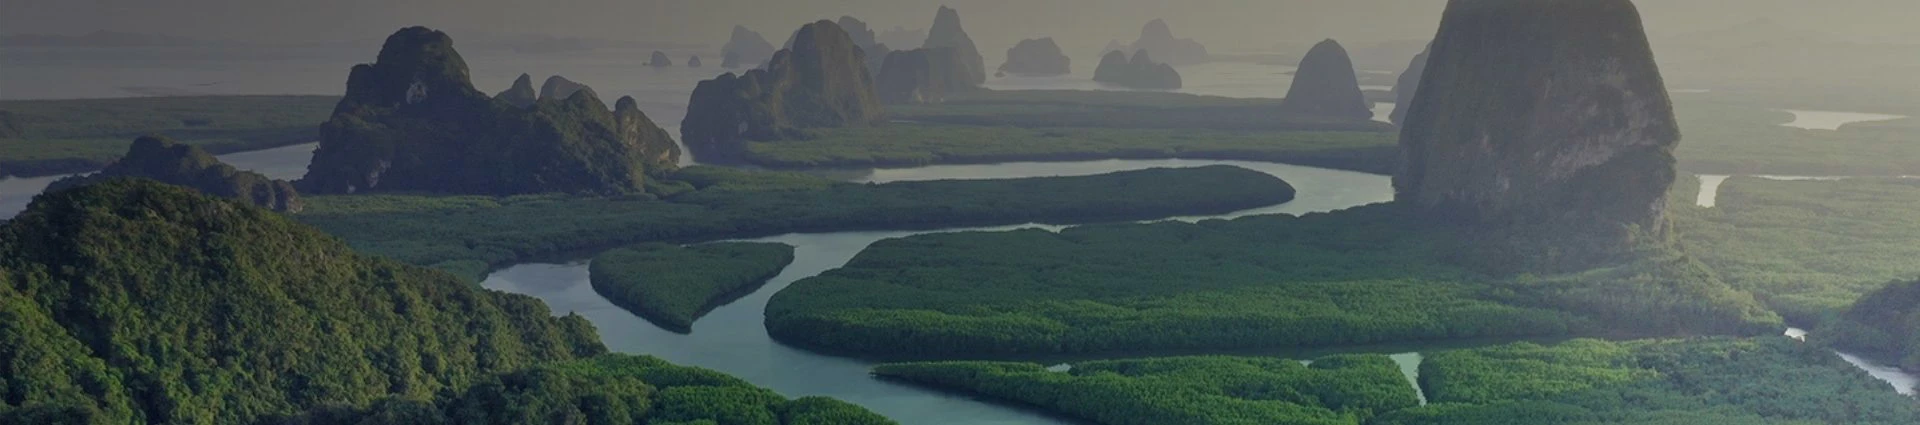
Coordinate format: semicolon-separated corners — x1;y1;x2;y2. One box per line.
495;73;538;108
864;42;893;76
0;110;21;138
48;136;303;212
721;25;776;69
539;75;591;101
302;27;680;195
999;37;1071;76
922;6;986;86
1093;49;1182;90
1129;19;1209;66
839;16;879;50
648;50;673;67
1278;39;1372;120
688;55;703;67
682;20;884;163
1395;0;1680;259
1390;44;1431;125
877;48;971;104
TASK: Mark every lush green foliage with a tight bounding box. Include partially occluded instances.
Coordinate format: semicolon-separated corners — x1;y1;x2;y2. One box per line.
589;242;796;332
275;354;896;425
766;205;1775;358
1673;97;1920;176
1374;338;1920;425
1816;279;1920;371
0;95;335;177
0;180;604;425
745;123;1397;173
1676;177;1920;323
298;165;1295;279
885;90;1393;132
874;355;1418;425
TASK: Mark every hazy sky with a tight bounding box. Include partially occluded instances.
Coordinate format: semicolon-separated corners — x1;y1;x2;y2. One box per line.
5;0;1919;52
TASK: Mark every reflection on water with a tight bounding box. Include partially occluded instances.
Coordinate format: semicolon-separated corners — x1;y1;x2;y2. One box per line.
484;159;1392;425
1778;109;1907;131
1692;174;1849;208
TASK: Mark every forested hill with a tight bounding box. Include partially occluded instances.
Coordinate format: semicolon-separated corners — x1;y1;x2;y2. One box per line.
0;179;606;424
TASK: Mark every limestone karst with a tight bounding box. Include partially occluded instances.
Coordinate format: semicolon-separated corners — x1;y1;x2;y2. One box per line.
922;6;986;86
681;20;884;163
495;73;537;108
648;50;673;67
1129;19;1209;66
1093;49;1182;90
539;75;591;101
48;135;304;212
688;55;703;67
1278;39;1372;120
1390;44;1431;125
1394;0;1680;261
999;38;1071;76
301;27;680;195
720;25;776;69
877;48;972;104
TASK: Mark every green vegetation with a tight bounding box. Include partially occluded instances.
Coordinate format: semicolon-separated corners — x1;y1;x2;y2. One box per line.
0;180;604;424
766;204;1777;359
47;135;303;212
1676;177;1920;323
1816;279;1920;371
589;242;797;332
299;165;1295;281
277;355;896;425
874;355;1419;425
1673;96;1920;176
0;95;335;177
1373;338;1920;424
745;123;1398;173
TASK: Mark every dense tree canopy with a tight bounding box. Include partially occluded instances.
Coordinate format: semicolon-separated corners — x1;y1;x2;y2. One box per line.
590;242;796;332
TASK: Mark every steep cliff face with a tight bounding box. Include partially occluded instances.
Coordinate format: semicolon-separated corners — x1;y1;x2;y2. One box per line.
720;25;776;69
681;20;884;163
1093;50;1182;90
877;47;971;104
1395;0;1680;259
495;73;538;108
302;27;680;195
999;38;1071;76
1279;39;1372;120
539;75;590;101
922;6;986;86
1390;44;1430;125
1130;19;1209;66
48;136;303;212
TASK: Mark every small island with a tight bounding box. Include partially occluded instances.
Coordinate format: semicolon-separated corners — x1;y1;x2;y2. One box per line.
590;242;796;332
998;37;1070;76
1092;49;1182;90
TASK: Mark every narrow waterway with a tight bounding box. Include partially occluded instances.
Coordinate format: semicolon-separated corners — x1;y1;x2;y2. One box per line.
484;160;1397;425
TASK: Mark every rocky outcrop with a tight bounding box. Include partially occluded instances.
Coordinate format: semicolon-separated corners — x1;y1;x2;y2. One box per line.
496;73;537;108
0;110;21;138
302;27;680;195
48;136;303;212
1395;0;1680;260
999;38;1071;76
721;25;776;69
864;42;893;76
648;51;673;67
1278;39;1372;120
539;75;591;101
922;6;986;86
1129;19;1209;66
681;20;884;163
1390;44;1431;125
1093;50;1182;90
877;48;974;104
839;16;879;50
688;55;703;67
